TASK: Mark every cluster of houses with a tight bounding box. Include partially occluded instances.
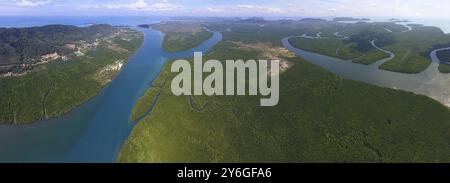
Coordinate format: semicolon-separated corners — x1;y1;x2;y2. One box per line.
41;28;135;64
38;37;103;64
40;52;60;63
1;40;97;78
1;29;133;78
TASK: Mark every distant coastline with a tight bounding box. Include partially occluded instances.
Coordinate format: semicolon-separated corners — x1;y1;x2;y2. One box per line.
1;16;450;33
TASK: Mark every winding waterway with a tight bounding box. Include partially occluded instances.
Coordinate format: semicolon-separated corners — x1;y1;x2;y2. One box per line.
0;28;222;162
282;37;450;107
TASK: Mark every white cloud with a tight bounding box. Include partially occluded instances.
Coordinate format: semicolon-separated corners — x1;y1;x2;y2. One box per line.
283;0;450;18
205;7;224;13
76;4;101;10
15;0;51;7
7;0;450;18
149;3;181;11
104;0;182;11
198;4;285;15
235;4;284;13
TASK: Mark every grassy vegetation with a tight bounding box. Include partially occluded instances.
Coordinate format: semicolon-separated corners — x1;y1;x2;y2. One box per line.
211;20;394;65
290;37;360;59
289;36;389;65
206;19;315;46
0;27;143;124
130;65;171;122
379;25;450;73
378;22;409;33
119;26;450;162
436;49;450;73
151;22;213;52
265;19;450;73
438;64;450;73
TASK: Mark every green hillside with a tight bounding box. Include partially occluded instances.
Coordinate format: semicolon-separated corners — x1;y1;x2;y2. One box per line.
0;24;118;73
0;25;143;124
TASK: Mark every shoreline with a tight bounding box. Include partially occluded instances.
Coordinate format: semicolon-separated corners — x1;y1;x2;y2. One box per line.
283;36;450;108
0;29;145;126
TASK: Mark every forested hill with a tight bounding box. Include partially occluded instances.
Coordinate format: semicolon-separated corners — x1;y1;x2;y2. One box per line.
0;24;143;124
0;24;118;73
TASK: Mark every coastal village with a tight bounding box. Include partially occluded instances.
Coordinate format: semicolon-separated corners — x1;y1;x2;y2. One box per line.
0;28;136;78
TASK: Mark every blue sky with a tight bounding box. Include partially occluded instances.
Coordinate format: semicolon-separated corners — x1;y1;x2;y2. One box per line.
1;0;450;18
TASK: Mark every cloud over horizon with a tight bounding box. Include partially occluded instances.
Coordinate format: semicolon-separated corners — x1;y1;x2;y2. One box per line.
2;0;450;19
102;0;182;11
14;0;52;7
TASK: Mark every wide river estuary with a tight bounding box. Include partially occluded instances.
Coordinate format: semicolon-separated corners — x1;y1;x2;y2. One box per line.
0;25;222;162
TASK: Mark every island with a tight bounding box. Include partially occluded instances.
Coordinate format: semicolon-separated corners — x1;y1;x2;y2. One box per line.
333;17;371;22
0;24;143;124
389;18;409;23
118;19;450;163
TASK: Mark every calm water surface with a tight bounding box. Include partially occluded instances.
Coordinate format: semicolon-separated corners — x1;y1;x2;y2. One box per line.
0;17;222;162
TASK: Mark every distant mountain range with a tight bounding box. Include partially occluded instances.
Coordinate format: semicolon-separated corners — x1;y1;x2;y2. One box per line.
333;17;370;22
